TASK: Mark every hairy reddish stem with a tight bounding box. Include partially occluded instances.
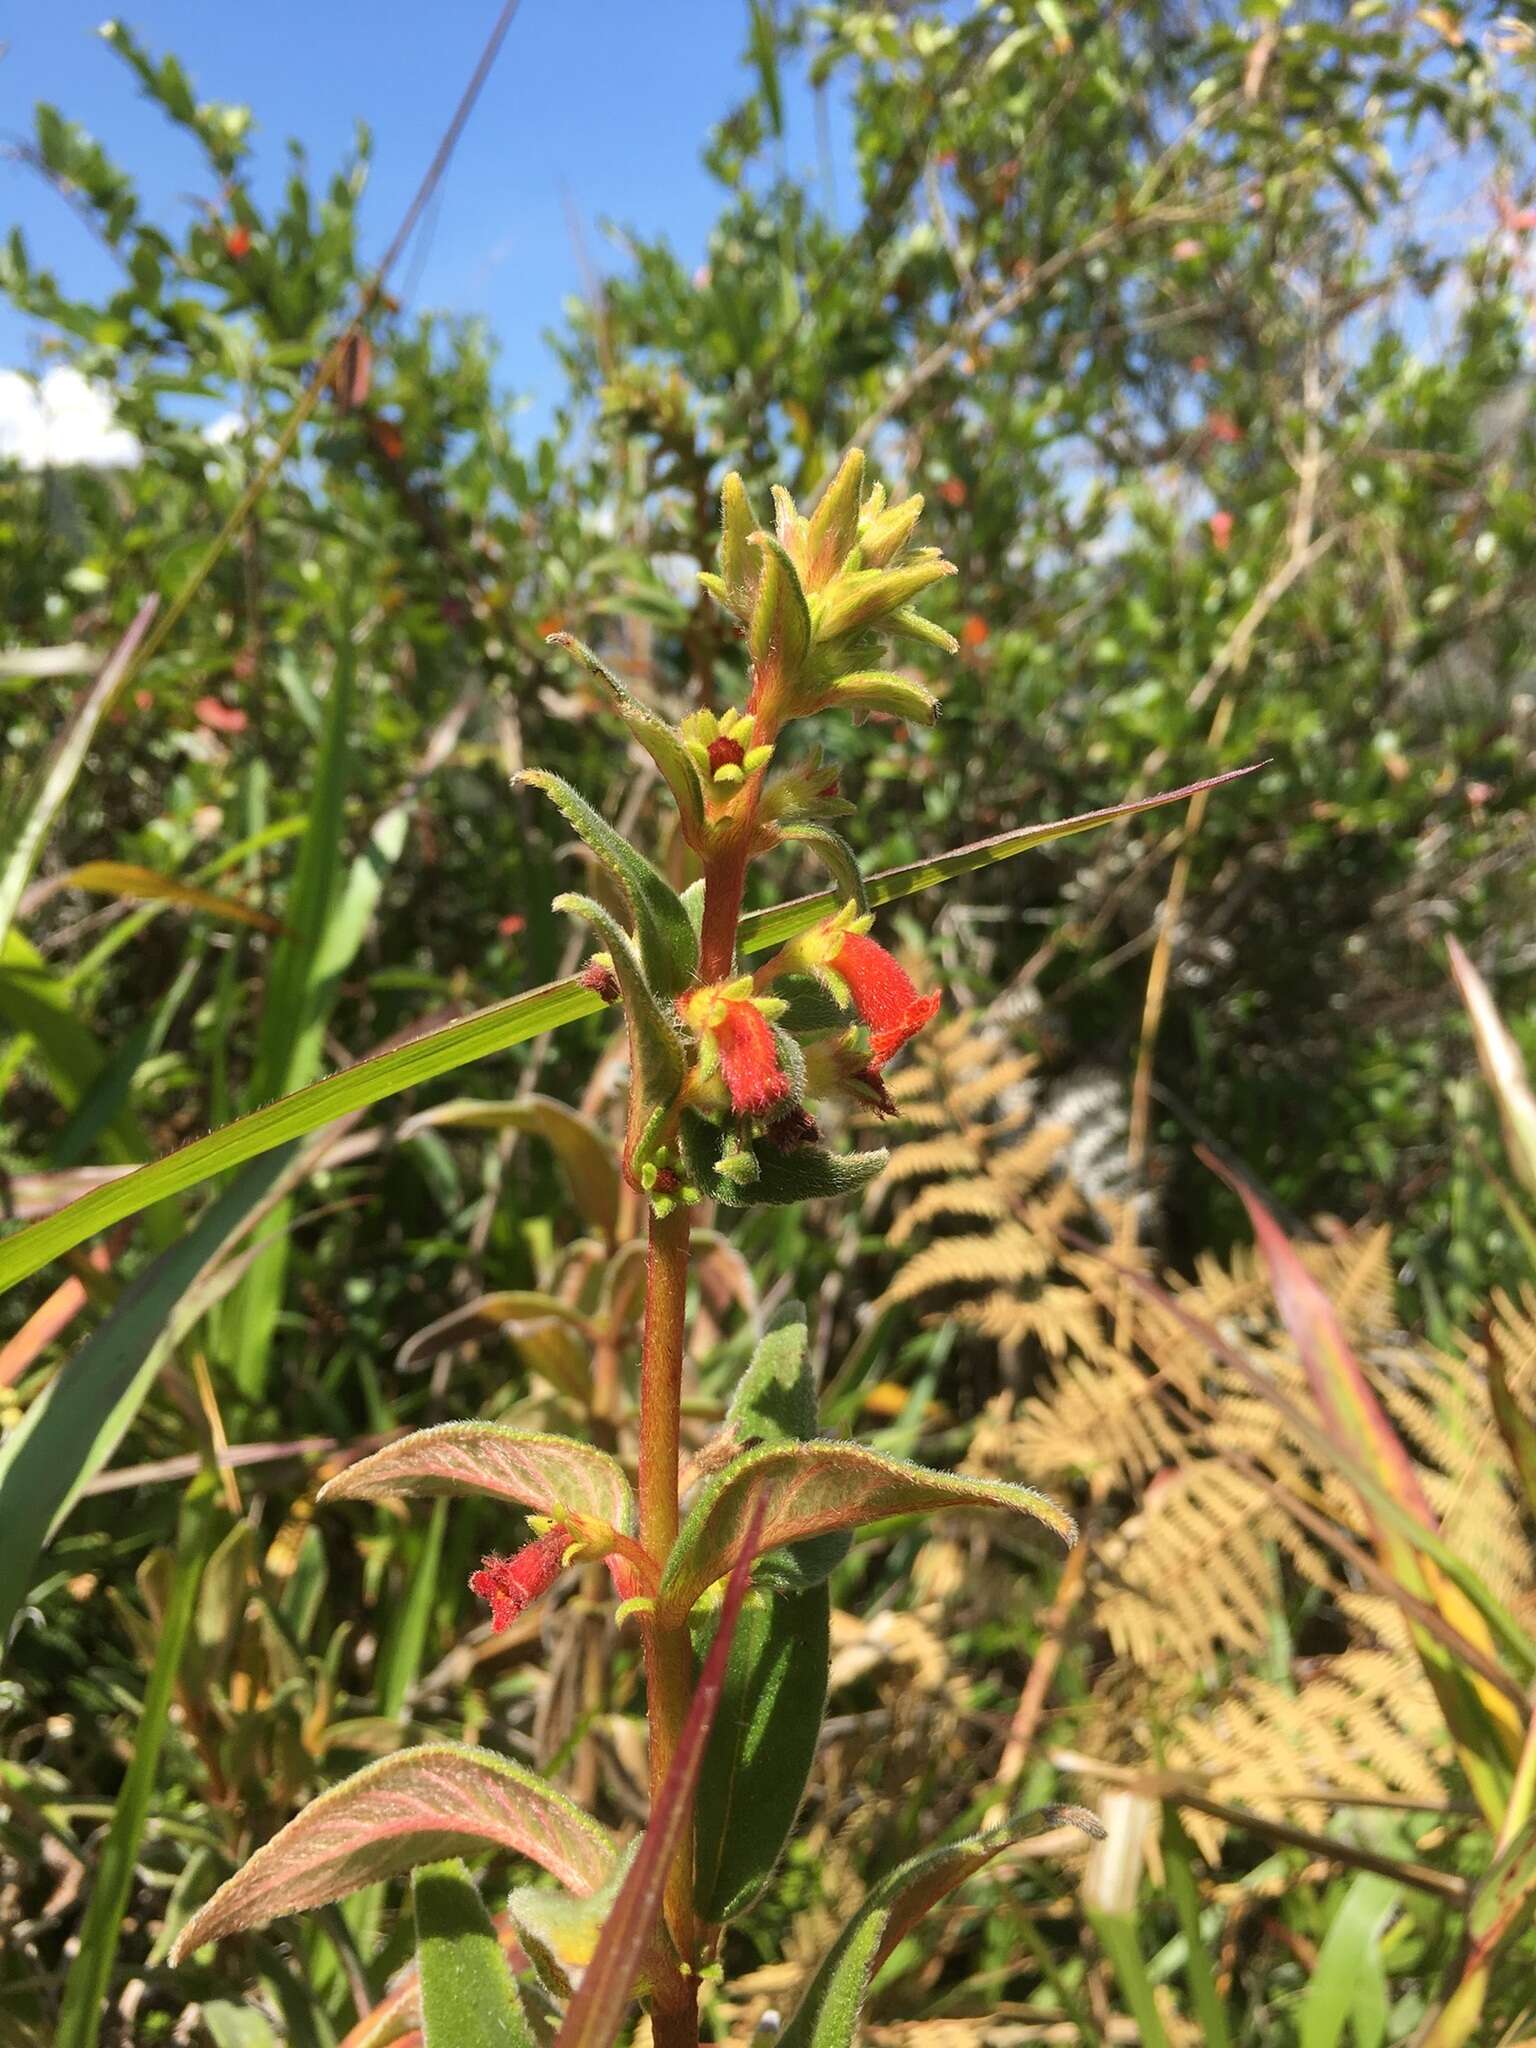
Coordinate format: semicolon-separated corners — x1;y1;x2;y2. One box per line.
698;836;750;983
698;736;775;982
640;693;781;2042
638;1203;698;2036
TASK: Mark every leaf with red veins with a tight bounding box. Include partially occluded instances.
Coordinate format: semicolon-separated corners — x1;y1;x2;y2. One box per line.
168;1745;616;1961
319;1424;634;1531
657;1441;1073;1623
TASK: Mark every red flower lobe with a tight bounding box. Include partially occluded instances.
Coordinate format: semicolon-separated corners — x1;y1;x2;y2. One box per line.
715;999;790;1117
829;930;941;1069
470;1527;570;1632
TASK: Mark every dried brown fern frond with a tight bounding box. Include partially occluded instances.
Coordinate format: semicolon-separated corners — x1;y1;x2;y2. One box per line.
868;1011;1131;1385
869;1001;1510;1882
1165;1644;1447;1833
1093;1459;1331;1677
991;1348;1188;1487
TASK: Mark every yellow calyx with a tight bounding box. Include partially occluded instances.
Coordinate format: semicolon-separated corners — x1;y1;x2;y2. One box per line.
677;974;788;1036
791;898;873;976
681;706;773;789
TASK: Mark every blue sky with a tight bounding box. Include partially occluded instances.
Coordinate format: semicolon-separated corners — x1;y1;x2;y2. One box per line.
1;3;838;414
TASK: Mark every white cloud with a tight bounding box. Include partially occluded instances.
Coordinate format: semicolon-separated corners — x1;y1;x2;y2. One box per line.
0;366;141;472
203;409;249;447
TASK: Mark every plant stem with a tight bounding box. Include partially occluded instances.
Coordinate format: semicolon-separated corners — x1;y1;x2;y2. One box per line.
699;837;750;983
698;742;774;982
638;1201;698;2041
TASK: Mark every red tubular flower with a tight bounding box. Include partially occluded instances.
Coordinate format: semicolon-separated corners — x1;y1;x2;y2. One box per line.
678;978;792;1118
469;1526;572;1632
715;999;790;1115
825;928;941;1068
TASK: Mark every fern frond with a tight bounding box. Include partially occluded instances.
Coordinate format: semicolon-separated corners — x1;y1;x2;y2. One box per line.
878;1134;987;1187
1095;1460;1327;1674
882;1224;1057;1306
886;1176;1015;1245
946;1050;1041;1120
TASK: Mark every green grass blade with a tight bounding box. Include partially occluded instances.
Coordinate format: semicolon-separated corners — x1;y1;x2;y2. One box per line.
0;980;599;1296
1086;1910;1174;2048
0;598;158;953
249;638;357;1106
1159;1809;1231;2048
377;1499;447;1719
53;1488;214;2048
230;634;357;1395
0;768;1258;1297
1298;1872;1398;2048
738;764;1262;950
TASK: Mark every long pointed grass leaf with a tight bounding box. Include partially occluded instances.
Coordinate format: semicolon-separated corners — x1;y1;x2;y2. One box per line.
53;1488;214;2048
0;771;1257;1295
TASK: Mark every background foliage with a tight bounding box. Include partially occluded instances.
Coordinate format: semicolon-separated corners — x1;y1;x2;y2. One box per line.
4;3;1536;2042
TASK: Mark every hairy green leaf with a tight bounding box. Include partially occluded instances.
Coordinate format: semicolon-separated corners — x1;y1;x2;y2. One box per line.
552;890;687;1113
821;669;939;725
170;1746;615;1960
728;1303;819;1445
521;769;697;995
413;1861;534;2048
319;1424;633;1531
726;1304;850;1587
780;1807;1104;2048
546;633;706;843
660;1440;1072;1622
727;1141;888;1208
693;1584;829;1926
779;821;868;912
749;532;812;684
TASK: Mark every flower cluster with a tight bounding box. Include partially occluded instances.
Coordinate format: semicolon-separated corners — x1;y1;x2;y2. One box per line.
529;451;952;1221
